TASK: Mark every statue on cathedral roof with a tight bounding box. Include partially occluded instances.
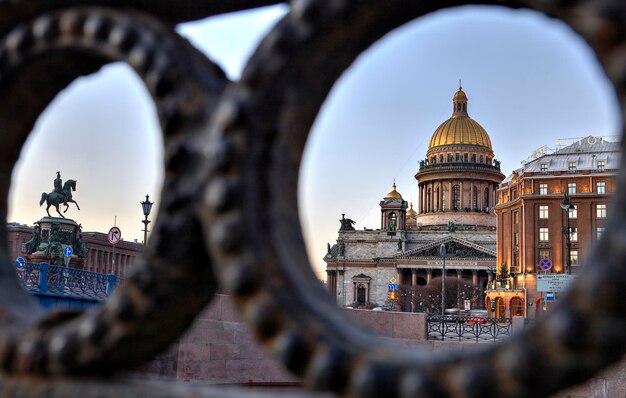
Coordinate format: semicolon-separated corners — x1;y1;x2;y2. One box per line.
339;214;356;231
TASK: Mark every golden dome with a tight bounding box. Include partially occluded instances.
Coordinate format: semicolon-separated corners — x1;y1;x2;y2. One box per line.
406;202;417;217
427;86;492;150
385;182;403;199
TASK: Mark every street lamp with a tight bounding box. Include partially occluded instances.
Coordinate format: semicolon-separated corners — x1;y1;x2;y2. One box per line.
141;194;154;246
440;243;446;316
560;192;574;275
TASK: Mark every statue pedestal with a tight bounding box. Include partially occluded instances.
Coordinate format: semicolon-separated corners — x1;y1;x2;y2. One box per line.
24;217;86;268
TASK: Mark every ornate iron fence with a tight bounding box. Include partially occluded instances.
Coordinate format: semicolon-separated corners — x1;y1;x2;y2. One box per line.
0;1;624;397
427;315;511;342
15;262;120;301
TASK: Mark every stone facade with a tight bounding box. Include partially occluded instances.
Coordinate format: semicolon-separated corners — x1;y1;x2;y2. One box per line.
325;86;503;311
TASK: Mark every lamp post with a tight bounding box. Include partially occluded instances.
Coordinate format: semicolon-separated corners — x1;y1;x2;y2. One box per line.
141;194;154;246
440;243;446;316
560;193;574;275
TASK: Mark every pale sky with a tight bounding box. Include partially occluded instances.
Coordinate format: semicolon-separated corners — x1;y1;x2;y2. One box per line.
8;5;621;278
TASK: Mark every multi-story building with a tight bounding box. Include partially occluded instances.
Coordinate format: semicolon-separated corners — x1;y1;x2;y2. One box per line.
491;136;619;318
325;85;504;310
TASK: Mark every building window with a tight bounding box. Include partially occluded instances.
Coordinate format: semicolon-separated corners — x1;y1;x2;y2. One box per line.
597;160;605;171
569;205;577;219
539;249;550;260
568;161;577;172
596;204;607;218
455;153;460;162
388;212;397;230
514;232;519;246
452;185;460;210
483;187;489;211
439;154;443;163
539;227;549;241
510;297;524;317
480;155;484;163
448;154;453;162
471;154;476;163
539;205;549;219
514;211;519;224
473;186;478;209
570;250;578;266
356;283;367;304
539;183;548;195
540;163;548;172
597;181;606;194
597;227;605;240
464;153;468;162
571;228;577;242
568;183;576;194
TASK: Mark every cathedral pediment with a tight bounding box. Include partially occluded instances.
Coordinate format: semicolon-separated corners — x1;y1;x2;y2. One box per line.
397;236;495;260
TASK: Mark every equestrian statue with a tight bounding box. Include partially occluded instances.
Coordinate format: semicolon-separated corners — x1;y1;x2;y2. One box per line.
40;171;80;218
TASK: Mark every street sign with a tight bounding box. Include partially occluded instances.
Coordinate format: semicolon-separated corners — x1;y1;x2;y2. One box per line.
539;258;552;271
387;283;399;291
537;274;576;292
108;227;122;245
464;299;471;311
63;246;73;257
545;292;555;302
15;257;25;266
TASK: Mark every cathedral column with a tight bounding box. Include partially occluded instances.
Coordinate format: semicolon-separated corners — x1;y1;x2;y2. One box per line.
459;179;465;210
426;269;432;284
472;269;478;286
398;270;405;286
457;270;463;279
411;269;417;286
448;181;453;210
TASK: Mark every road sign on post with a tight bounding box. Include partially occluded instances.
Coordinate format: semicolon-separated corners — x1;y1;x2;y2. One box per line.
108;227;122;245
537;274;576;292
539;258;552;271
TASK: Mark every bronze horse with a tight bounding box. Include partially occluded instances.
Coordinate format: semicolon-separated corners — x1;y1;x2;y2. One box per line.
39;179;80;218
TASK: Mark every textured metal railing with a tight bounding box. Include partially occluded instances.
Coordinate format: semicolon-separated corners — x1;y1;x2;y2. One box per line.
15;262;119;301
0;1;624;397
427;315;511;342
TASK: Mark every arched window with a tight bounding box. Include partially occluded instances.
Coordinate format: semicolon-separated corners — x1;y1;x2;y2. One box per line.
510;297;524;317
495;297;505;319
439;154;444;163
388;212;397;231
484;187;490;211
480;155;484;163
452;185;460;210
447;154;453;162
473;186;478;210
471;154;476;163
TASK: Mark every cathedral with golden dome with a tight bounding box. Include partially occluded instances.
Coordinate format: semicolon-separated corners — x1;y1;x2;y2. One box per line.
325;86;504;311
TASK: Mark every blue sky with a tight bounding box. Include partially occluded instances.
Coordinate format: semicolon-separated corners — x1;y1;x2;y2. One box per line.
8;4;620;278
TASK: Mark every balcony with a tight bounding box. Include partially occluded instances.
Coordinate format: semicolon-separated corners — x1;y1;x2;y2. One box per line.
418;160;501;173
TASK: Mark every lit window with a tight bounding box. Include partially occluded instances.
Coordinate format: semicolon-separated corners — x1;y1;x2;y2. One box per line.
569;205;577;219
539;205;549;219
570;250;578;266
539;227;549;241
597;160;605;171
568;161;577;172
570;228;577;242
596;204;607;218
539;250;550;260
597;227;605;240
568;183;576;194
540;163;548;172
539;183;548;195
597;181;606;194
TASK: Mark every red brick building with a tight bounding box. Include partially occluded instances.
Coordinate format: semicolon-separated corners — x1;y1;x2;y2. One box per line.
491;136;619;318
